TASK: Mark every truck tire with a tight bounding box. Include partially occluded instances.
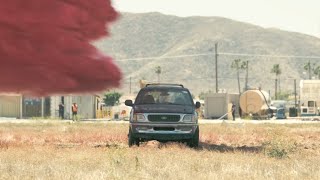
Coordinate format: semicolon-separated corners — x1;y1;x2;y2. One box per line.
188;127;199;148
128;128;139;147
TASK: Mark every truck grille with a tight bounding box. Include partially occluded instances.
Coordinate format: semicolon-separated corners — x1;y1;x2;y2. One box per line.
154;127;175;131
148;115;180;122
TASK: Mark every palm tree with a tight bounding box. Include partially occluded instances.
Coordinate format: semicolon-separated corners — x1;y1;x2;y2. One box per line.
155;66;161;83
231;59;247;94
304;60;315;79
271;64;281;100
314;65;320;79
242;61;249;90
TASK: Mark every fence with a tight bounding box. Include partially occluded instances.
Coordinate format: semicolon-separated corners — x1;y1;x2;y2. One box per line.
96;106;129;120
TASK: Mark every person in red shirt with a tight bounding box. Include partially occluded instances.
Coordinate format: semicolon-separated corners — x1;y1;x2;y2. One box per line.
72;103;78;121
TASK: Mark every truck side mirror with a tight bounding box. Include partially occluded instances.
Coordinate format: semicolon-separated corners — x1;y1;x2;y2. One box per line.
195;101;201;109
125;100;133;106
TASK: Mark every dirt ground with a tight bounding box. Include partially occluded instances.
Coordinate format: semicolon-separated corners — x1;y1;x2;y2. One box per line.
0;122;320;179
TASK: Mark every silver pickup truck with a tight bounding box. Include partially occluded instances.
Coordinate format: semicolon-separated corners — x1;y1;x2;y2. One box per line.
125;84;200;147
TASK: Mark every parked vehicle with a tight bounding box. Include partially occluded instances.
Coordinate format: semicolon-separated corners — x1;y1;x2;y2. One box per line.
276;108;287;119
125;83;201;147
301;100;319;116
300;80;320;116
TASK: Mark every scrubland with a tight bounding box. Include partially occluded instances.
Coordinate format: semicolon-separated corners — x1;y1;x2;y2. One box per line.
0;122;319;179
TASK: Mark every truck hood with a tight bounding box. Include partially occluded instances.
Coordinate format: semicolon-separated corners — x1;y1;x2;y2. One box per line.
133;104;194;114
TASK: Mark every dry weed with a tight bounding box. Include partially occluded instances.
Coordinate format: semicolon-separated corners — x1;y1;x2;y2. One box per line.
0;122;319;179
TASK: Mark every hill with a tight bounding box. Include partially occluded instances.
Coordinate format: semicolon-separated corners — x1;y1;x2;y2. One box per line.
95;12;320;96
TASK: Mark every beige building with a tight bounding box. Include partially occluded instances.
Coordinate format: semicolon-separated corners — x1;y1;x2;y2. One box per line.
0;94;100;119
0;94;22;118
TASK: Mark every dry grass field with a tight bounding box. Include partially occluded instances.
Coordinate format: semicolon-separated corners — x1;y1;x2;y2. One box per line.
0;122;320;179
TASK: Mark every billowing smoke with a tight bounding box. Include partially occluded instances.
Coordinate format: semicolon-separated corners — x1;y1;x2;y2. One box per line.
0;0;121;96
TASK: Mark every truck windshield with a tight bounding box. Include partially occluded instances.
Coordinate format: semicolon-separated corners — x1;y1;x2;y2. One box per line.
135;89;193;105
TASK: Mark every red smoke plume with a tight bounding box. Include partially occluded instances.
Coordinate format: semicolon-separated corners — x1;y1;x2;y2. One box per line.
0;0;121;96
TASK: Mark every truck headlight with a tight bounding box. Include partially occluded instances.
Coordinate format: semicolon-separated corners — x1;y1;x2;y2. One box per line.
182;115;195;122
133;114;146;122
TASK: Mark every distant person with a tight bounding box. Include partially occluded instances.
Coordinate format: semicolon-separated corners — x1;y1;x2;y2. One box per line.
58;103;64;119
72;103;78;121
231;103;236;121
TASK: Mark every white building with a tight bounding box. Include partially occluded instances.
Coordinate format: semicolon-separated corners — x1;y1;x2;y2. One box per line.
50;95;100;119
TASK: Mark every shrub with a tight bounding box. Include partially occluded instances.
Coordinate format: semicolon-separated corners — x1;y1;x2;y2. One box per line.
103;92;122;106
263;129;298;159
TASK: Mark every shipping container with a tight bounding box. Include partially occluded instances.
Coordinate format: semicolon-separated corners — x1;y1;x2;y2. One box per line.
204;93;239;119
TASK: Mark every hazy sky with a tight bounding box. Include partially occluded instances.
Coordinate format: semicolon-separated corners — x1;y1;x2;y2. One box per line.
113;0;320;38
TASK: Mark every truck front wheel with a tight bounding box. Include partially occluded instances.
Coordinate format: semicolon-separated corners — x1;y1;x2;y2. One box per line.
187;127;199;148
128;128;139;147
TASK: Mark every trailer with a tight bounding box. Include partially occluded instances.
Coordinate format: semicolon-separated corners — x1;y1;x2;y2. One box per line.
299;80;320;116
239;89;274;119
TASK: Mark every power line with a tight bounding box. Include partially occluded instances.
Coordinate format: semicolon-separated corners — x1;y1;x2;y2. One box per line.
115;52;320;62
121;76;302;83
115;53;214;61
219;52;320;59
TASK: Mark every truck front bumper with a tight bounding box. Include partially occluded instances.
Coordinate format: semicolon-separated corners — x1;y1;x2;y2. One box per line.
130;123;198;141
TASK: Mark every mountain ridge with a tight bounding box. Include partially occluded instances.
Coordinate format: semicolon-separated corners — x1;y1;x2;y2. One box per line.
95;12;320;96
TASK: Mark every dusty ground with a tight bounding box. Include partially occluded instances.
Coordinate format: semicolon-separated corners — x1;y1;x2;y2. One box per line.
0;122;320;179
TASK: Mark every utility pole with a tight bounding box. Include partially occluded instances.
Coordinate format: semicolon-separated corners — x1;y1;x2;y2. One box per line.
41;97;44;117
20;96;23;119
294;79;297;108
275;79;278;100
129;77;132;94
215;43;218;93
308;60;311;79
279;78;281;94
245;61;249;91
